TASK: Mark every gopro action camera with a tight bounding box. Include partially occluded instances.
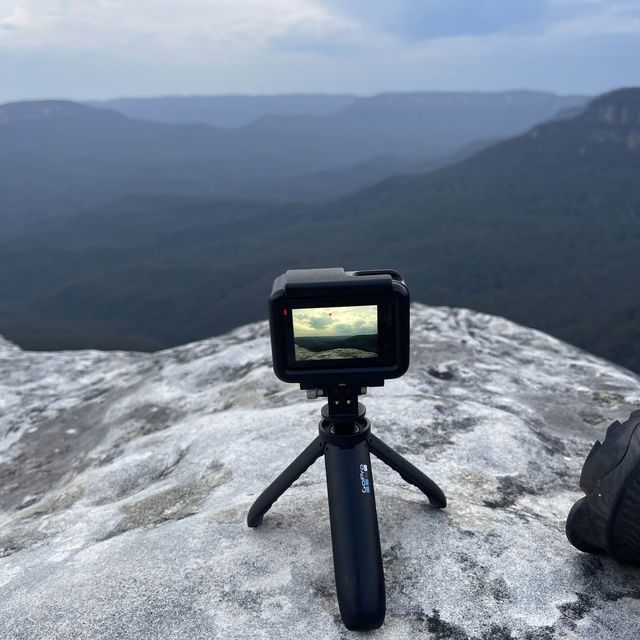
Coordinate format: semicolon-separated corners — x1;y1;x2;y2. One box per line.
268;268;410;390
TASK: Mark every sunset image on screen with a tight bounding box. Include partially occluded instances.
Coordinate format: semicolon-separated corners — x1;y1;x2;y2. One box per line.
292;305;378;361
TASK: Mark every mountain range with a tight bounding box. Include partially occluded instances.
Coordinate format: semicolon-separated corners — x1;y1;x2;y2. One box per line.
88;93;356;128
0;91;586;228
1;88;639;373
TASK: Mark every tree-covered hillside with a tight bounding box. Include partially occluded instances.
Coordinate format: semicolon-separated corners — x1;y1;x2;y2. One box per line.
1;88;638;372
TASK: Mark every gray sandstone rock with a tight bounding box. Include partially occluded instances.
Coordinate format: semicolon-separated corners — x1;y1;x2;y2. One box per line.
1;304;640;639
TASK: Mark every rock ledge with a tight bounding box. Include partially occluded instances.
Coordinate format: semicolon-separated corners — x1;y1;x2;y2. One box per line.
1;304;640;639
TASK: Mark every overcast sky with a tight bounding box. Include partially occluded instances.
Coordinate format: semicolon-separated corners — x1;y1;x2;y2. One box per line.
293;305;377;337
1;0;638;102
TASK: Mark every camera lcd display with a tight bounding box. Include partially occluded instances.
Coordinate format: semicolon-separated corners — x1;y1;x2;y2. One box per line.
292;305;378;362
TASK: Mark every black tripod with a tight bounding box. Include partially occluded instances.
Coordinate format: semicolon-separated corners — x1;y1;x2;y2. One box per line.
247;386;446;631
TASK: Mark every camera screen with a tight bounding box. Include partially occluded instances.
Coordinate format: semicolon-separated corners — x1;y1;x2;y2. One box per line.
292;305;378;361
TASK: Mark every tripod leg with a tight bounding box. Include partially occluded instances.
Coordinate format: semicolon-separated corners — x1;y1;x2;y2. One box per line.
247;436;324;527
368;434;447;508
324;440;385;631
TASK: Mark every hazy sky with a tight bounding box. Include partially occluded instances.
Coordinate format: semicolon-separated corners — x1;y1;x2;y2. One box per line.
293;305;377;337
1;0;639;102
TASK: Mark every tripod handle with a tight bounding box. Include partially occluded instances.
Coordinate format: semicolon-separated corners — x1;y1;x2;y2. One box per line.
368;434;446;508
324;440;385;630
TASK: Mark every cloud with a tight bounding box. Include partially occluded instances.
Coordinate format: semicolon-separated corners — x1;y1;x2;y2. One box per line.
315;0;640;41
0;0;347;52
293;305;377;337
0;6;38;36
2;0;639;54
547;0;640;36
0;0;638;101
268;19;368;55
317;0;550;41
308;315;333;330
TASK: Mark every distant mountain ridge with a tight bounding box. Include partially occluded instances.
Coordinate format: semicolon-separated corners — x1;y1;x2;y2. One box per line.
88;93;356;128
0;90;587;228
0;100;122;123
92;90;586;131
447;86;640;177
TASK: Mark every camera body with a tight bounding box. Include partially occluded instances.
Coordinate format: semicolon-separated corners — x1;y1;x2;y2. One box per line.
269;268;410;390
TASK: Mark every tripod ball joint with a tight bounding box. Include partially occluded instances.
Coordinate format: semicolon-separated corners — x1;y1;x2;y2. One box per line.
247;268;446;630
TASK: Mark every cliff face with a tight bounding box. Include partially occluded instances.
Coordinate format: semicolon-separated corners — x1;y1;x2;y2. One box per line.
571;87;640;149
586;88;640;126
1;304;640;639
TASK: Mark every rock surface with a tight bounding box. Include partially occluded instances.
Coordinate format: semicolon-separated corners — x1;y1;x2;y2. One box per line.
1;304;640;639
